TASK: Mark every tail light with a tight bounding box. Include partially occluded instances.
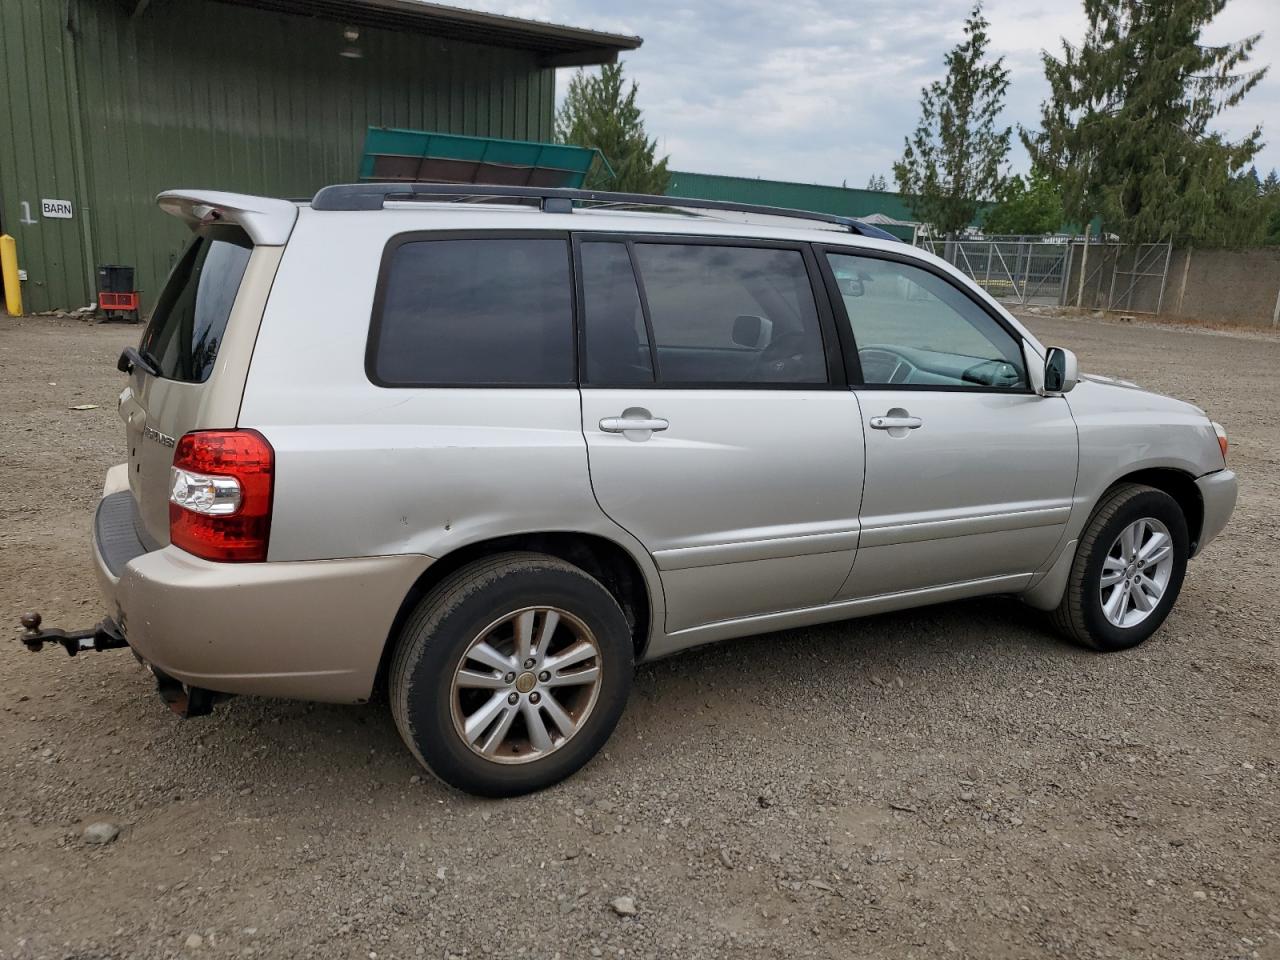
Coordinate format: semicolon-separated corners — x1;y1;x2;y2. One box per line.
1212;421;1228;463
169;430;274;562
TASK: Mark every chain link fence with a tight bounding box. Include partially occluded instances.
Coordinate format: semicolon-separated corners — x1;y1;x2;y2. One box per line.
917;237;1175;314
1062;242;1174;314
917;237;1073;306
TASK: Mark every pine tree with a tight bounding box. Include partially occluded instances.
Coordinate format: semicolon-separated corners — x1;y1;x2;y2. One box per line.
1260;169;1280;245
866;174;889;191
893;3;1011;237
556;62;670;195
1022;0;1267;244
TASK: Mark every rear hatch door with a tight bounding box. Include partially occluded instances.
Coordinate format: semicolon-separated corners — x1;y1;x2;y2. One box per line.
122;226;257;546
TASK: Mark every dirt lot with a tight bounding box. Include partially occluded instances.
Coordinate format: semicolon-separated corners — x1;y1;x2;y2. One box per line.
1;311;1277;960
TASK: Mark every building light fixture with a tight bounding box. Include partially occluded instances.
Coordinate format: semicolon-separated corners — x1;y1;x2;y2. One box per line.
340;26;363;59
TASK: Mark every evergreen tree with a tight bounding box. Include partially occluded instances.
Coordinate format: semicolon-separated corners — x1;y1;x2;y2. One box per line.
1258;169;1280;245
866;173;889;191
893;3;1011;237
982;172;1066;236
1022;0;1267;244
556;62;670;194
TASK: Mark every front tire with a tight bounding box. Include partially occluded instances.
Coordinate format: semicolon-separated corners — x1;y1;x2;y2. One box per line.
1051;483;1189;652
389;552;633;797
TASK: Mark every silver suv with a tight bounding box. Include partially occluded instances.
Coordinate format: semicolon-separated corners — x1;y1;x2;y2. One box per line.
22;184;1237;796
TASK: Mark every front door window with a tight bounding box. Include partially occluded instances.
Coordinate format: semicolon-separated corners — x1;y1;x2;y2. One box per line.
827;253;1026;390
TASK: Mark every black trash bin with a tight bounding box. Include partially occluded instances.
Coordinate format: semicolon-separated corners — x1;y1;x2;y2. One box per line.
96;264;140;322
97;265;135;294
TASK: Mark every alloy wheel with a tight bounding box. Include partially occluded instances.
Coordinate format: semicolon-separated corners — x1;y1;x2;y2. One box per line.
1099;517;1176;629
449;606;603;764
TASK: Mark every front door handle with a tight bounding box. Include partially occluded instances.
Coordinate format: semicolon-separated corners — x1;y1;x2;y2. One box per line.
600;416;669;433
869;415;923;430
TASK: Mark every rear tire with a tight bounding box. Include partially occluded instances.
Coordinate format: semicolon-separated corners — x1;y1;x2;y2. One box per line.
389;552;633;797
1050;483;1189;652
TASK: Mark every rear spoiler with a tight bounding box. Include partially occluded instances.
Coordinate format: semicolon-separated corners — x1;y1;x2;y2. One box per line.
156;190;298;246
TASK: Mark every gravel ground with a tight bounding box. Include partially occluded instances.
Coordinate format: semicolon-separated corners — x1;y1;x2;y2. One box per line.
1;311;1277;960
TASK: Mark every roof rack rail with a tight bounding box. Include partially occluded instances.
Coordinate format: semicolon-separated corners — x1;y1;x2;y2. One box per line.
309;182;901;240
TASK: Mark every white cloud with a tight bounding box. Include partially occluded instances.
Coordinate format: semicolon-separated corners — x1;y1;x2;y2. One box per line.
478;0;1280;186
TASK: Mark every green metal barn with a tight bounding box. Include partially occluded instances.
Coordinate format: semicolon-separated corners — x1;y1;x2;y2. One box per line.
0;0;639;313
667;171;926;242
665;171;1012;242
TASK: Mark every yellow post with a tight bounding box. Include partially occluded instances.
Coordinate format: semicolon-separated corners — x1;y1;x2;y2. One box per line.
0;235;22;316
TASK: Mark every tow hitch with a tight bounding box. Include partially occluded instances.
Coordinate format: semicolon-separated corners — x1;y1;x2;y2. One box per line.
17;612;220;718
18;612;129;656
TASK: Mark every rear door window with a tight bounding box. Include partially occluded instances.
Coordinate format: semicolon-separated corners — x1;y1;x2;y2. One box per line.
140;227;253;383
370;236;574;386
580;241;828;386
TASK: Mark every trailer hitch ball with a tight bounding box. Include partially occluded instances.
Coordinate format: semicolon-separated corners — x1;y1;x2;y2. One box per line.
20;613;45;651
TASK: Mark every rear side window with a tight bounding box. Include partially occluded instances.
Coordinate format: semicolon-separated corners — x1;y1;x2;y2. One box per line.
140;227;252;383
580;241;828;386
371;237;574;386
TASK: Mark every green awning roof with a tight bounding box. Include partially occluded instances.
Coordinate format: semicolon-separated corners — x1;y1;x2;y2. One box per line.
359;126;610;189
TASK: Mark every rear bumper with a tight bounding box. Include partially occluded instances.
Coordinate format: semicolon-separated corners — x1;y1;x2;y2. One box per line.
1194;468;1237;556
92;471;432;702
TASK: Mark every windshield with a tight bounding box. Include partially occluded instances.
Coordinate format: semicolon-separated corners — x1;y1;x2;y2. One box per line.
139;227;252;383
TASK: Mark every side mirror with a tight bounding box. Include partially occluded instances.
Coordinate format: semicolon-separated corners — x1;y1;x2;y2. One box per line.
732;314;772;349
1043;346;1079;394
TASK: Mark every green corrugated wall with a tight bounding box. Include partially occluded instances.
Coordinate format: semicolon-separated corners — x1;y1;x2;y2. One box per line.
0;0;556;313
0;1;89;310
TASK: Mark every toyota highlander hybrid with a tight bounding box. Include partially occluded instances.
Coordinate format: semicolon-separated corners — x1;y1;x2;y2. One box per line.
17;184;1236;796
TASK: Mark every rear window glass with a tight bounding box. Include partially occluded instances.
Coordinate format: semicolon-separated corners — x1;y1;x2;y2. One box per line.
371;237;574;386
629;243;828;385
140;228;253;383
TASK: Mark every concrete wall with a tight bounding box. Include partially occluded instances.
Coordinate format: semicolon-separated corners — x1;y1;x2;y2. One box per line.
1064;244;1280;327
1165;247;1280;327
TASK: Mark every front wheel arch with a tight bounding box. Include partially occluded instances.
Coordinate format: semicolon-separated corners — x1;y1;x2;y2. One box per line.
1111;467;1203;553
1024;467;1201;613
1049;482;1190;651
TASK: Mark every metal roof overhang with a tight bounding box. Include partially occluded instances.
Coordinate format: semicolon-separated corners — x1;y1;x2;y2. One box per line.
200;0;642;66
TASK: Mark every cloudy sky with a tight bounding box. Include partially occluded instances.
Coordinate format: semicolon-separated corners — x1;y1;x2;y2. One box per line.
476;0;1279;188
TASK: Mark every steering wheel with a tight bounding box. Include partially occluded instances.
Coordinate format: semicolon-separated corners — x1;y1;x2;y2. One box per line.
756;332;815;380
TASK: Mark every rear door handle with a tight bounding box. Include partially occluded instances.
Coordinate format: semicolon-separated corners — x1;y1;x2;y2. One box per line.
600;417;669;433
869;415;923;430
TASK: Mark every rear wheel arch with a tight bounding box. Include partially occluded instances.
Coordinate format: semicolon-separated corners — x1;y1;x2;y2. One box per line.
373;532;656;695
